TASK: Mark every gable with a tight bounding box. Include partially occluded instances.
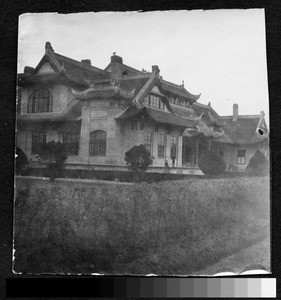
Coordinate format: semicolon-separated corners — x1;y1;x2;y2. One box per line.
36;62;56;75
151;85;165;97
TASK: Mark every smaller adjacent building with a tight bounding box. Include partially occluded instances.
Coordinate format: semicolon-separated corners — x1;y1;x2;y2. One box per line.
16;42;269;176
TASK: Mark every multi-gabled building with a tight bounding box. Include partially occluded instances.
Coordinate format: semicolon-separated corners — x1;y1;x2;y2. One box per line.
16;42;269;176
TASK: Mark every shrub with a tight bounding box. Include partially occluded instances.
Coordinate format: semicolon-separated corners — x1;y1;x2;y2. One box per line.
124;144;153;181
37;141;68;182
15;147;29;175
246;149;269;176
198;150;226;175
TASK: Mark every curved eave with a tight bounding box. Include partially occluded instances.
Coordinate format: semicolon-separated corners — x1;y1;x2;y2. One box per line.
72;86;135;101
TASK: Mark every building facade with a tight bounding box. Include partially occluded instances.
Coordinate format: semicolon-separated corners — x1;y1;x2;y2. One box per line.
16;42;269;176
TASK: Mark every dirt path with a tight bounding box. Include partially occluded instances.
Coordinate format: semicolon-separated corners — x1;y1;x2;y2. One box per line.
195;237;270;276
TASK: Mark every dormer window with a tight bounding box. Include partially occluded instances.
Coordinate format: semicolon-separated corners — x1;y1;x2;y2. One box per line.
28;88;52;113
143;94;165;110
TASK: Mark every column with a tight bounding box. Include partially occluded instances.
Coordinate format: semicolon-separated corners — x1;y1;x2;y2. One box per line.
79;101;91;163
166;134;171;165
177;135;183;167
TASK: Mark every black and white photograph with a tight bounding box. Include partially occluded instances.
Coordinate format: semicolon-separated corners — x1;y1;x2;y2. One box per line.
14;10;270;275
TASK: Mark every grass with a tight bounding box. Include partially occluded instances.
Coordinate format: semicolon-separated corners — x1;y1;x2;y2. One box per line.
14;176;270;275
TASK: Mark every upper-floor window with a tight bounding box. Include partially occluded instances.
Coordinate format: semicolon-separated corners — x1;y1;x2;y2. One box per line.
237;150;246;164
89;130;106;156
158;133;165;158
31;132;46;155
28;88;53;113
58;132;79;155
143;94;165;110
144;131;153;156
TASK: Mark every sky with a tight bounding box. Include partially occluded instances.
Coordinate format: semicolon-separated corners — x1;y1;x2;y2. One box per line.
18;10;269;125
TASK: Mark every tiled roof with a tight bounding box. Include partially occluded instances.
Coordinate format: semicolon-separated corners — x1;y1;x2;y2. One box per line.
17;99;82;122
119;75;151;97
192;102;220;118
161;80;201;101
217;115;267;144
72;85;135;100
171;105;196;118
54;52;110;81
116;106;199;128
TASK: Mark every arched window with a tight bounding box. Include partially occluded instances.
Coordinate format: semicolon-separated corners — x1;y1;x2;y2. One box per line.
89;130;106;156
28;88;53;113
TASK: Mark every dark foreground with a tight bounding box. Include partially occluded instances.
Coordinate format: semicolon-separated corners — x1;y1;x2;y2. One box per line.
14;176;270;275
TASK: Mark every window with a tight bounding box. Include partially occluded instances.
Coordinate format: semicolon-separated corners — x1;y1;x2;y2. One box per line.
143;95;150;106
28;88;52;113
144;94;165;110
150;95;160;108
92;100;108;107
237;150;246;164
158;134;165;158
31;132;46;154
170;136;177;159
139;122;144;131
144;131;153;155
58;132;79;155
131;121;138;130
89;130;106;156
169;97;175;104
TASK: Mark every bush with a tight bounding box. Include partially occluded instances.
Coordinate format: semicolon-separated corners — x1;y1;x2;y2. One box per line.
37;141;68;182
15;147;29;175
124;144;153;181
198;150;226;175
246;149;269;176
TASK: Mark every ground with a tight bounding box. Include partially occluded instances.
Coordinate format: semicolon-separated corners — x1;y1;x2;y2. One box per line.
195;237;270;275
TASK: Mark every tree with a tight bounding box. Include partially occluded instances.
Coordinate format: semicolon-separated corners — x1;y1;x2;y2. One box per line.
37;141;68;182
198;150;226;175
246;149;269;176
124;144;153;181
15;147;29;175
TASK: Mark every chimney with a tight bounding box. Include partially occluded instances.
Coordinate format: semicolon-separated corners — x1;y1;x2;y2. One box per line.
45;41;54;53
152;65;160;75
233;103;238;121
81;59;91;66
110;52;123;82
24;66;35;74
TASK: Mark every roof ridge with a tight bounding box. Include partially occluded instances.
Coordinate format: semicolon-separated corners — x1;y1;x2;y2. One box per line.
161;79;183;88
193;102;210;108
121;73;152;80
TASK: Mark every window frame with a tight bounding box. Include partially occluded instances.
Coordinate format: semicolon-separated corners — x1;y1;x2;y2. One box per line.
31;131;46;155
237;149;246;164
144;131;153;156
58;132;79;156
89;130;107;156
158;133;165;158
28;88;53;113
170;136;177;159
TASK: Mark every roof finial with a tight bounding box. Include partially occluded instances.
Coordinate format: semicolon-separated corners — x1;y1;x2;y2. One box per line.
45;41;54;53
113;52;116;56
182;80;184;87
